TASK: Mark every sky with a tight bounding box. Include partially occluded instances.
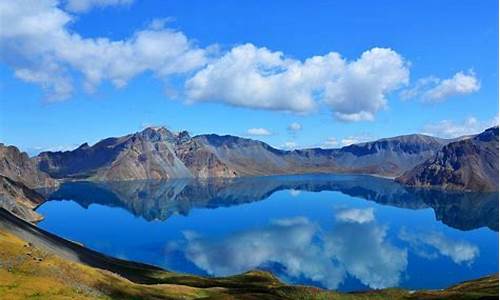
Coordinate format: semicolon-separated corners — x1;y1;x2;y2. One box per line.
0;0;498;155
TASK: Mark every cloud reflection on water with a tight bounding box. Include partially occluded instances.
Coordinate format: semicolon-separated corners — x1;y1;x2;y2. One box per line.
171;207;409;289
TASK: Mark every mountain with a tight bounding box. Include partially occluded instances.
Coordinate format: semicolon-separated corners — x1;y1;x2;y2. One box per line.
35;127;194;180
327;134;451;176
397;127;499;191
0;175;44;222
0;143;56;188
35;127;450;181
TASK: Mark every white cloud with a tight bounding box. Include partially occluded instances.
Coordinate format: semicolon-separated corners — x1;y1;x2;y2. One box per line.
281;141;298;150
322;137;338;148
287;122;302;133
399;229;479;265
186;44;409;121
400;76;439;100
401;71;480;102
335;208;374;224
425;71;480;101
324;48;409;121
64;0;133;13
0;0;208;100
246;127;271;136
422;116;498;138
340;134;373;146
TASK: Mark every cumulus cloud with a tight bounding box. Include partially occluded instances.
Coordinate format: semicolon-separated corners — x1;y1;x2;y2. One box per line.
323;48;410;121
64;0;134;13
186;44;409;121
401;71;480;102
246;127;272;136
399;229;479;265
287;122;302;133
422;116;498;138
0;0;208;100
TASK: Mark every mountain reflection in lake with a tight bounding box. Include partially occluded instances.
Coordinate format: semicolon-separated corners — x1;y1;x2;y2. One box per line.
37;174;499;291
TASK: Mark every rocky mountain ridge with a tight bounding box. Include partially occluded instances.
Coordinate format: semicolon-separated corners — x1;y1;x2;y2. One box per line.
0;143;56;188
34;126;454;182
397;127;499;191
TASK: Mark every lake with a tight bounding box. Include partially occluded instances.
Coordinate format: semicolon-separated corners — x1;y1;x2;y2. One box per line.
36;174;499;292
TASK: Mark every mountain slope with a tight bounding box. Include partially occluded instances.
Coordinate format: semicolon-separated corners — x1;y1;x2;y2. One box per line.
0;143;56;188
35;127;453;181
36;127;193;181
0;175;44;222
332;134;451;176
397;127;499;191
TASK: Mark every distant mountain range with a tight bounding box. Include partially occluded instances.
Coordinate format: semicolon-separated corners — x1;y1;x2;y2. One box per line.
0;125;498;223
0;126;498;222
33;126;459;181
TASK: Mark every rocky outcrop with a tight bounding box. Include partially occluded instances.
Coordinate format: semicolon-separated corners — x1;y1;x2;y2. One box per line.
35;127;452;181
0;143;56;188
36;127;193;181
397;127;499;191
0;175;44;222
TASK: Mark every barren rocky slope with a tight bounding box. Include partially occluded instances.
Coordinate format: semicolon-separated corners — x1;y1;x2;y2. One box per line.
0;143;56;188
0;175;45;222
397;127;499;191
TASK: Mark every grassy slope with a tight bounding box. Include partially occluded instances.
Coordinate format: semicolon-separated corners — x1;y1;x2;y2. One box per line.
0;229;497;300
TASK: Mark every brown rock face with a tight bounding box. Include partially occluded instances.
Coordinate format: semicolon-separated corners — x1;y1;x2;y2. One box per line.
0;175;44;222
397;127;499;191
175;139;238;178
0;144;56;188
36;127;194;181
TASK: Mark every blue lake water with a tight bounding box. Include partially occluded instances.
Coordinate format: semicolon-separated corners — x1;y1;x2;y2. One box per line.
37;174;499;292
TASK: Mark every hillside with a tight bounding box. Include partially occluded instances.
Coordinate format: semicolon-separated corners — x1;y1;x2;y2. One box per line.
397;127;499;191
0;143;56;188
0;175;45;222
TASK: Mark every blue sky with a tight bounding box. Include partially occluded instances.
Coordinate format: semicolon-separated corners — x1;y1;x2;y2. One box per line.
0;0;498;155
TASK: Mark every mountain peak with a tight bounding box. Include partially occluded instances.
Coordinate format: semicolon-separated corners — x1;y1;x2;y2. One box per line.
77;142;90;150
137;126;176;142
176;130;191;143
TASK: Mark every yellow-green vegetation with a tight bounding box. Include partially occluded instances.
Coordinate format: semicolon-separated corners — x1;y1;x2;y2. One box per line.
0;229;497;300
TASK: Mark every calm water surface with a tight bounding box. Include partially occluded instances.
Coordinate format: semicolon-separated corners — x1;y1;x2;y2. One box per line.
37;175;499;291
